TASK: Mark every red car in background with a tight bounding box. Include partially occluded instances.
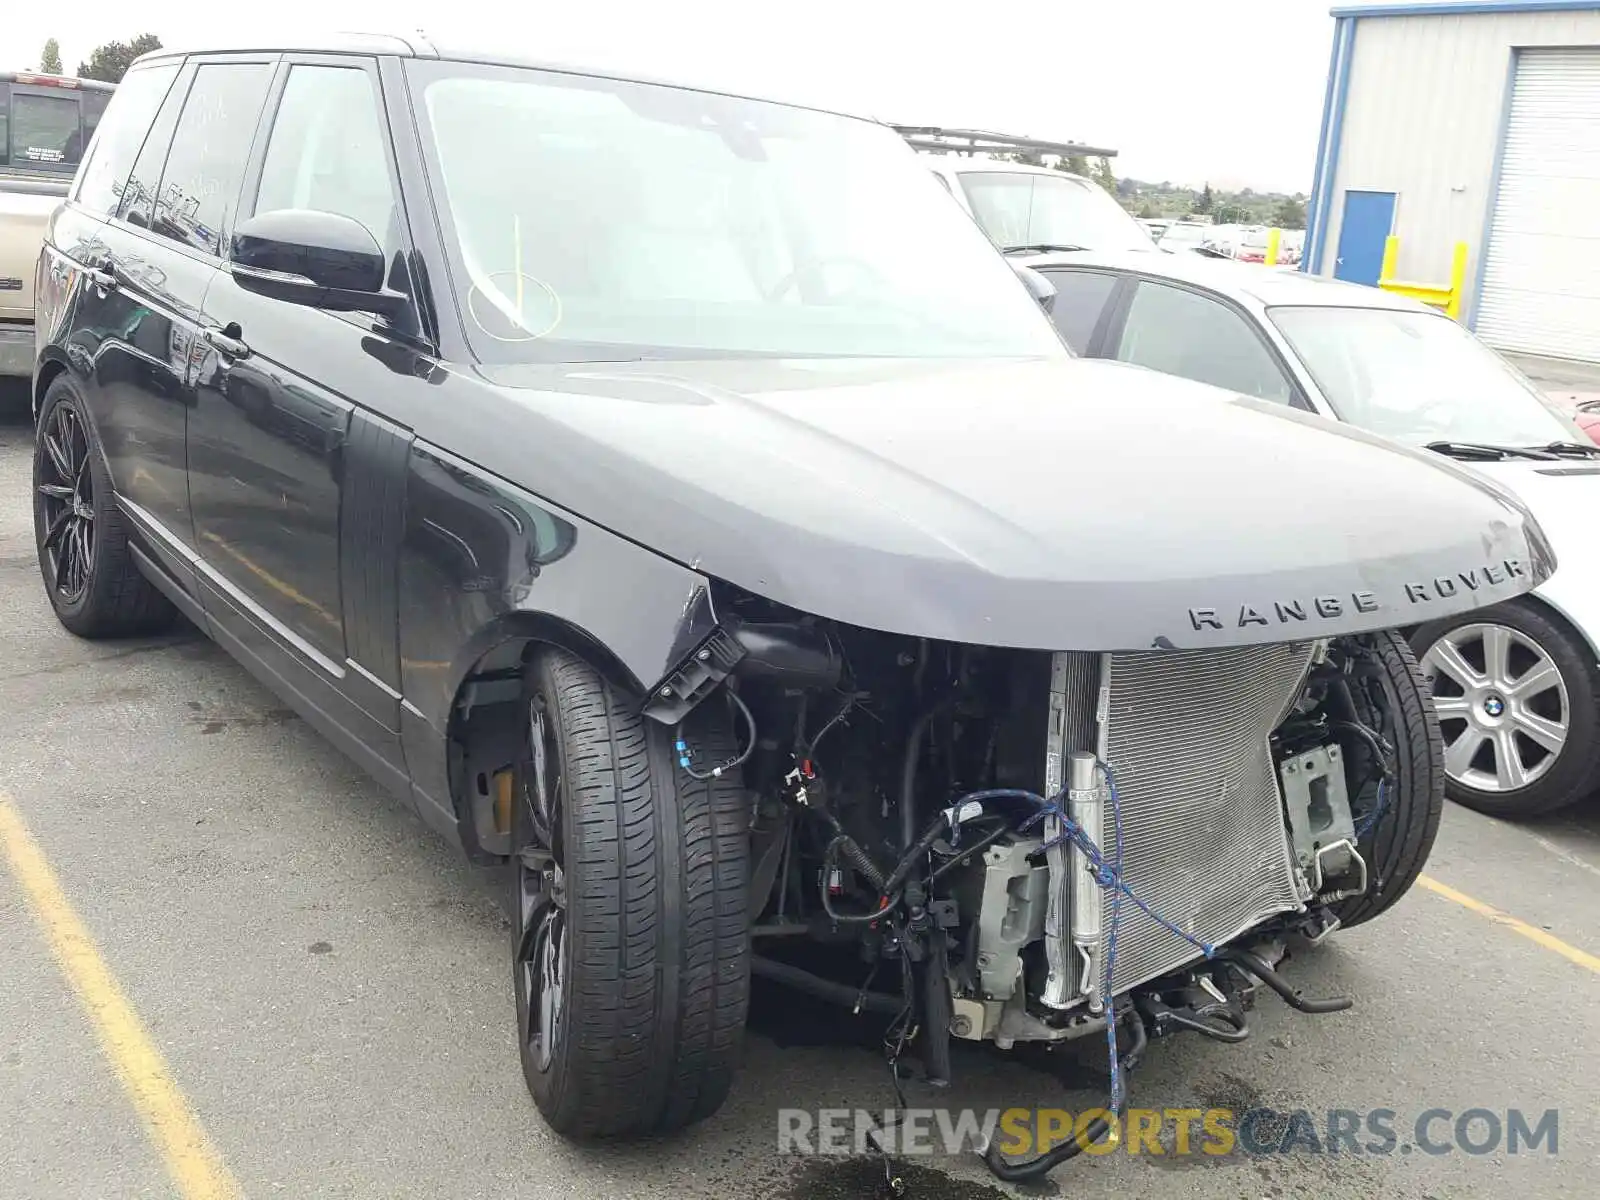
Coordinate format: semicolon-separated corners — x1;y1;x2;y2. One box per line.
1576;400;1600;445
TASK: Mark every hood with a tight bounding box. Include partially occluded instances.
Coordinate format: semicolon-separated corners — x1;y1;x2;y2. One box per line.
446;356;1553;652
1452;459;1600;659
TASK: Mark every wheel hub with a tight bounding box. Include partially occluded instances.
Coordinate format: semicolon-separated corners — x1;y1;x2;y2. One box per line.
1421;622;1570;795
36;402;97;605
514;691;568;1075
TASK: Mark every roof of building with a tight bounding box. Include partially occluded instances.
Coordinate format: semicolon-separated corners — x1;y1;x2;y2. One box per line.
1017;248;1431;312
1330;1;1600;18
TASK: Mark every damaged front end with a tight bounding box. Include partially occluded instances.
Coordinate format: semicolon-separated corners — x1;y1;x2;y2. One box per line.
651;569;1535;1182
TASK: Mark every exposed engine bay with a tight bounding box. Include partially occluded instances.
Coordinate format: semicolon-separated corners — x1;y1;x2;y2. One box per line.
660;592;1411;1180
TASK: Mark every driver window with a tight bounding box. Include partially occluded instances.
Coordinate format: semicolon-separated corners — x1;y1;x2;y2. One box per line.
253;65;400;264
1115;281;1293;403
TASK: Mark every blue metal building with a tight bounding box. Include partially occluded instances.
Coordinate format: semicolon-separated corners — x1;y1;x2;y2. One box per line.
1305;0;1600;362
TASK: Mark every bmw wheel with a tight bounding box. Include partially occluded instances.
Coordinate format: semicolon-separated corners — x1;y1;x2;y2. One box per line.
1413;601;1600;818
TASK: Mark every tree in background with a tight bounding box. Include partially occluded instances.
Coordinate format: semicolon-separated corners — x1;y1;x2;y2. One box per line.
1092;156;1116;194
1063;154;1092;177
77;34;162;84
1137;201;1159;219
1213;202;1250;225
1272;196;1308;229
40;39;64;74
1192;183;1214;214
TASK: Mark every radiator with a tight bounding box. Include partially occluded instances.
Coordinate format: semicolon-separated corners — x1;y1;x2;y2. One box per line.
1063;643;1315;996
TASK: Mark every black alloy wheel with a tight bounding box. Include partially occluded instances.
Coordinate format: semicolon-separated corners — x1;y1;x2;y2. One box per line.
514;692;568;1083
36;399;96;607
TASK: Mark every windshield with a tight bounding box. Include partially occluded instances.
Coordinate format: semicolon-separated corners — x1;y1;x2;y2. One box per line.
956;170;1155;253
1269;306;1583;447
1159;223;1209;247
407;61;1066;362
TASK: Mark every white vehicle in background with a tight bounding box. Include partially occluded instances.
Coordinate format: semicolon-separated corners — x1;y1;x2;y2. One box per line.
1013;246;1600;818
1157;219;1216;255
895;126;1158;255
0;71;115;379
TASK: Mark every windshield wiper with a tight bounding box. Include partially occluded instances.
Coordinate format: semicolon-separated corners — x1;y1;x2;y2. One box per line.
999;242;1089;255
1424;440;1558;462
1529;440;1600;458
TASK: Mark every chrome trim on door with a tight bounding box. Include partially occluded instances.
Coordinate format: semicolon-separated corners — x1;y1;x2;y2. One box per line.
346;657;402;700
118;492;347;682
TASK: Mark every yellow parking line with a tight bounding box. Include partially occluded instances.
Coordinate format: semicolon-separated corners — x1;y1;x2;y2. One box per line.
0;792;241;1200
1418;873;1600;975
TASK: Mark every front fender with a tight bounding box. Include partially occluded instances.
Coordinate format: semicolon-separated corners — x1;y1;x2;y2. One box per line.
397;441;715;836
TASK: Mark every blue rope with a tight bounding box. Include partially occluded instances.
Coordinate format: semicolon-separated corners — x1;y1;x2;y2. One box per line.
1011;766;1215;1129
1102;766;1126;1118
1355;778;1389;840
1020;786;1219;961
956;761;1390;1129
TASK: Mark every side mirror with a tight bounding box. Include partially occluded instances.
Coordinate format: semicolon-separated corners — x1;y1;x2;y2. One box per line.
230;209;407;318
1012;263;1056;314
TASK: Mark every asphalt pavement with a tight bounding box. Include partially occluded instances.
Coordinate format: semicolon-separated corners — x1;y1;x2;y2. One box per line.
2;379;1598;1200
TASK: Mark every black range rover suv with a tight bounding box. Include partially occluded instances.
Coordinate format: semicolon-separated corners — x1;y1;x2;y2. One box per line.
31;33;1550;1176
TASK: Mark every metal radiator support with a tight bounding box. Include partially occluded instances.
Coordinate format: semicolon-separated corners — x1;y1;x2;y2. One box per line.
1040;653;1101;1009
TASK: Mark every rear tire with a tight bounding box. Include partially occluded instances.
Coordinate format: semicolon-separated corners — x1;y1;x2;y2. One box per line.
1412;600;1600;819
513;648;750;1138
33;377;174;638
1332;631;1444;929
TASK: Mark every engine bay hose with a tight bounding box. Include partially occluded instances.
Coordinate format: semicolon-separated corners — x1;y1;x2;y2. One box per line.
900;704;945;853
982;1114;1113;1181
751;956;904;1014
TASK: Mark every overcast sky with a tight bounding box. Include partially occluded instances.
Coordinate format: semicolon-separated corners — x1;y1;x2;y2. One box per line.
2;0;1343;193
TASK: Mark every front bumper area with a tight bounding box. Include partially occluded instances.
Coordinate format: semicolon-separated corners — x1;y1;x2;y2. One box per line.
0;322;32;379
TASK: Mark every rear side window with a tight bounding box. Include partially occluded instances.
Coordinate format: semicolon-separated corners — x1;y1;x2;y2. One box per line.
76;65;180;216
150;62;273;256
252;65;400;256
120;70;191;229
1114;281;1293;403
1037;269;1117;354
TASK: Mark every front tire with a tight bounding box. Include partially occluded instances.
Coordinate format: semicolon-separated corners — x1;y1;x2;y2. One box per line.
513;648;750;1139
1413;601;1600;819
33;377;174;638
1332;631;1444;929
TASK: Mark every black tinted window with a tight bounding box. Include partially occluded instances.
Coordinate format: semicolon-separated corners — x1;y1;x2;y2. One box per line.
151;63;272;256
76;65;180;216
1115;281;1293;403
10;93;81;169
119;70;190;229
83;91;110;143
253;65;399;255
1039;270;1117;354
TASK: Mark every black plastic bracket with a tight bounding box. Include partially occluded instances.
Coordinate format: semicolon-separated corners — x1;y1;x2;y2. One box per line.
641;627;746;724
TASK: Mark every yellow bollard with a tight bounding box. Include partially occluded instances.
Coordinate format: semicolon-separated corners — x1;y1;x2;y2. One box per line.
1446;242;1468;321
1265;228;1281;267
1379;235;1399;285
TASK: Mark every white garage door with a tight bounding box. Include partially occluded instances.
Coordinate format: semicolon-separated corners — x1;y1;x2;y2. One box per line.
1476;49;1600;362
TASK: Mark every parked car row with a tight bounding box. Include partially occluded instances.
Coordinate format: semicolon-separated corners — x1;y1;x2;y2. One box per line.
17;38;1583;1186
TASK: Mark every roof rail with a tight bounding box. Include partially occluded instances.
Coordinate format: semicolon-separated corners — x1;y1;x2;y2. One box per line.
891;126;1117;159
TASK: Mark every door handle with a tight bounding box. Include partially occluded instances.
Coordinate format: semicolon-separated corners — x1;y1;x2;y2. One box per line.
203;324;251;360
